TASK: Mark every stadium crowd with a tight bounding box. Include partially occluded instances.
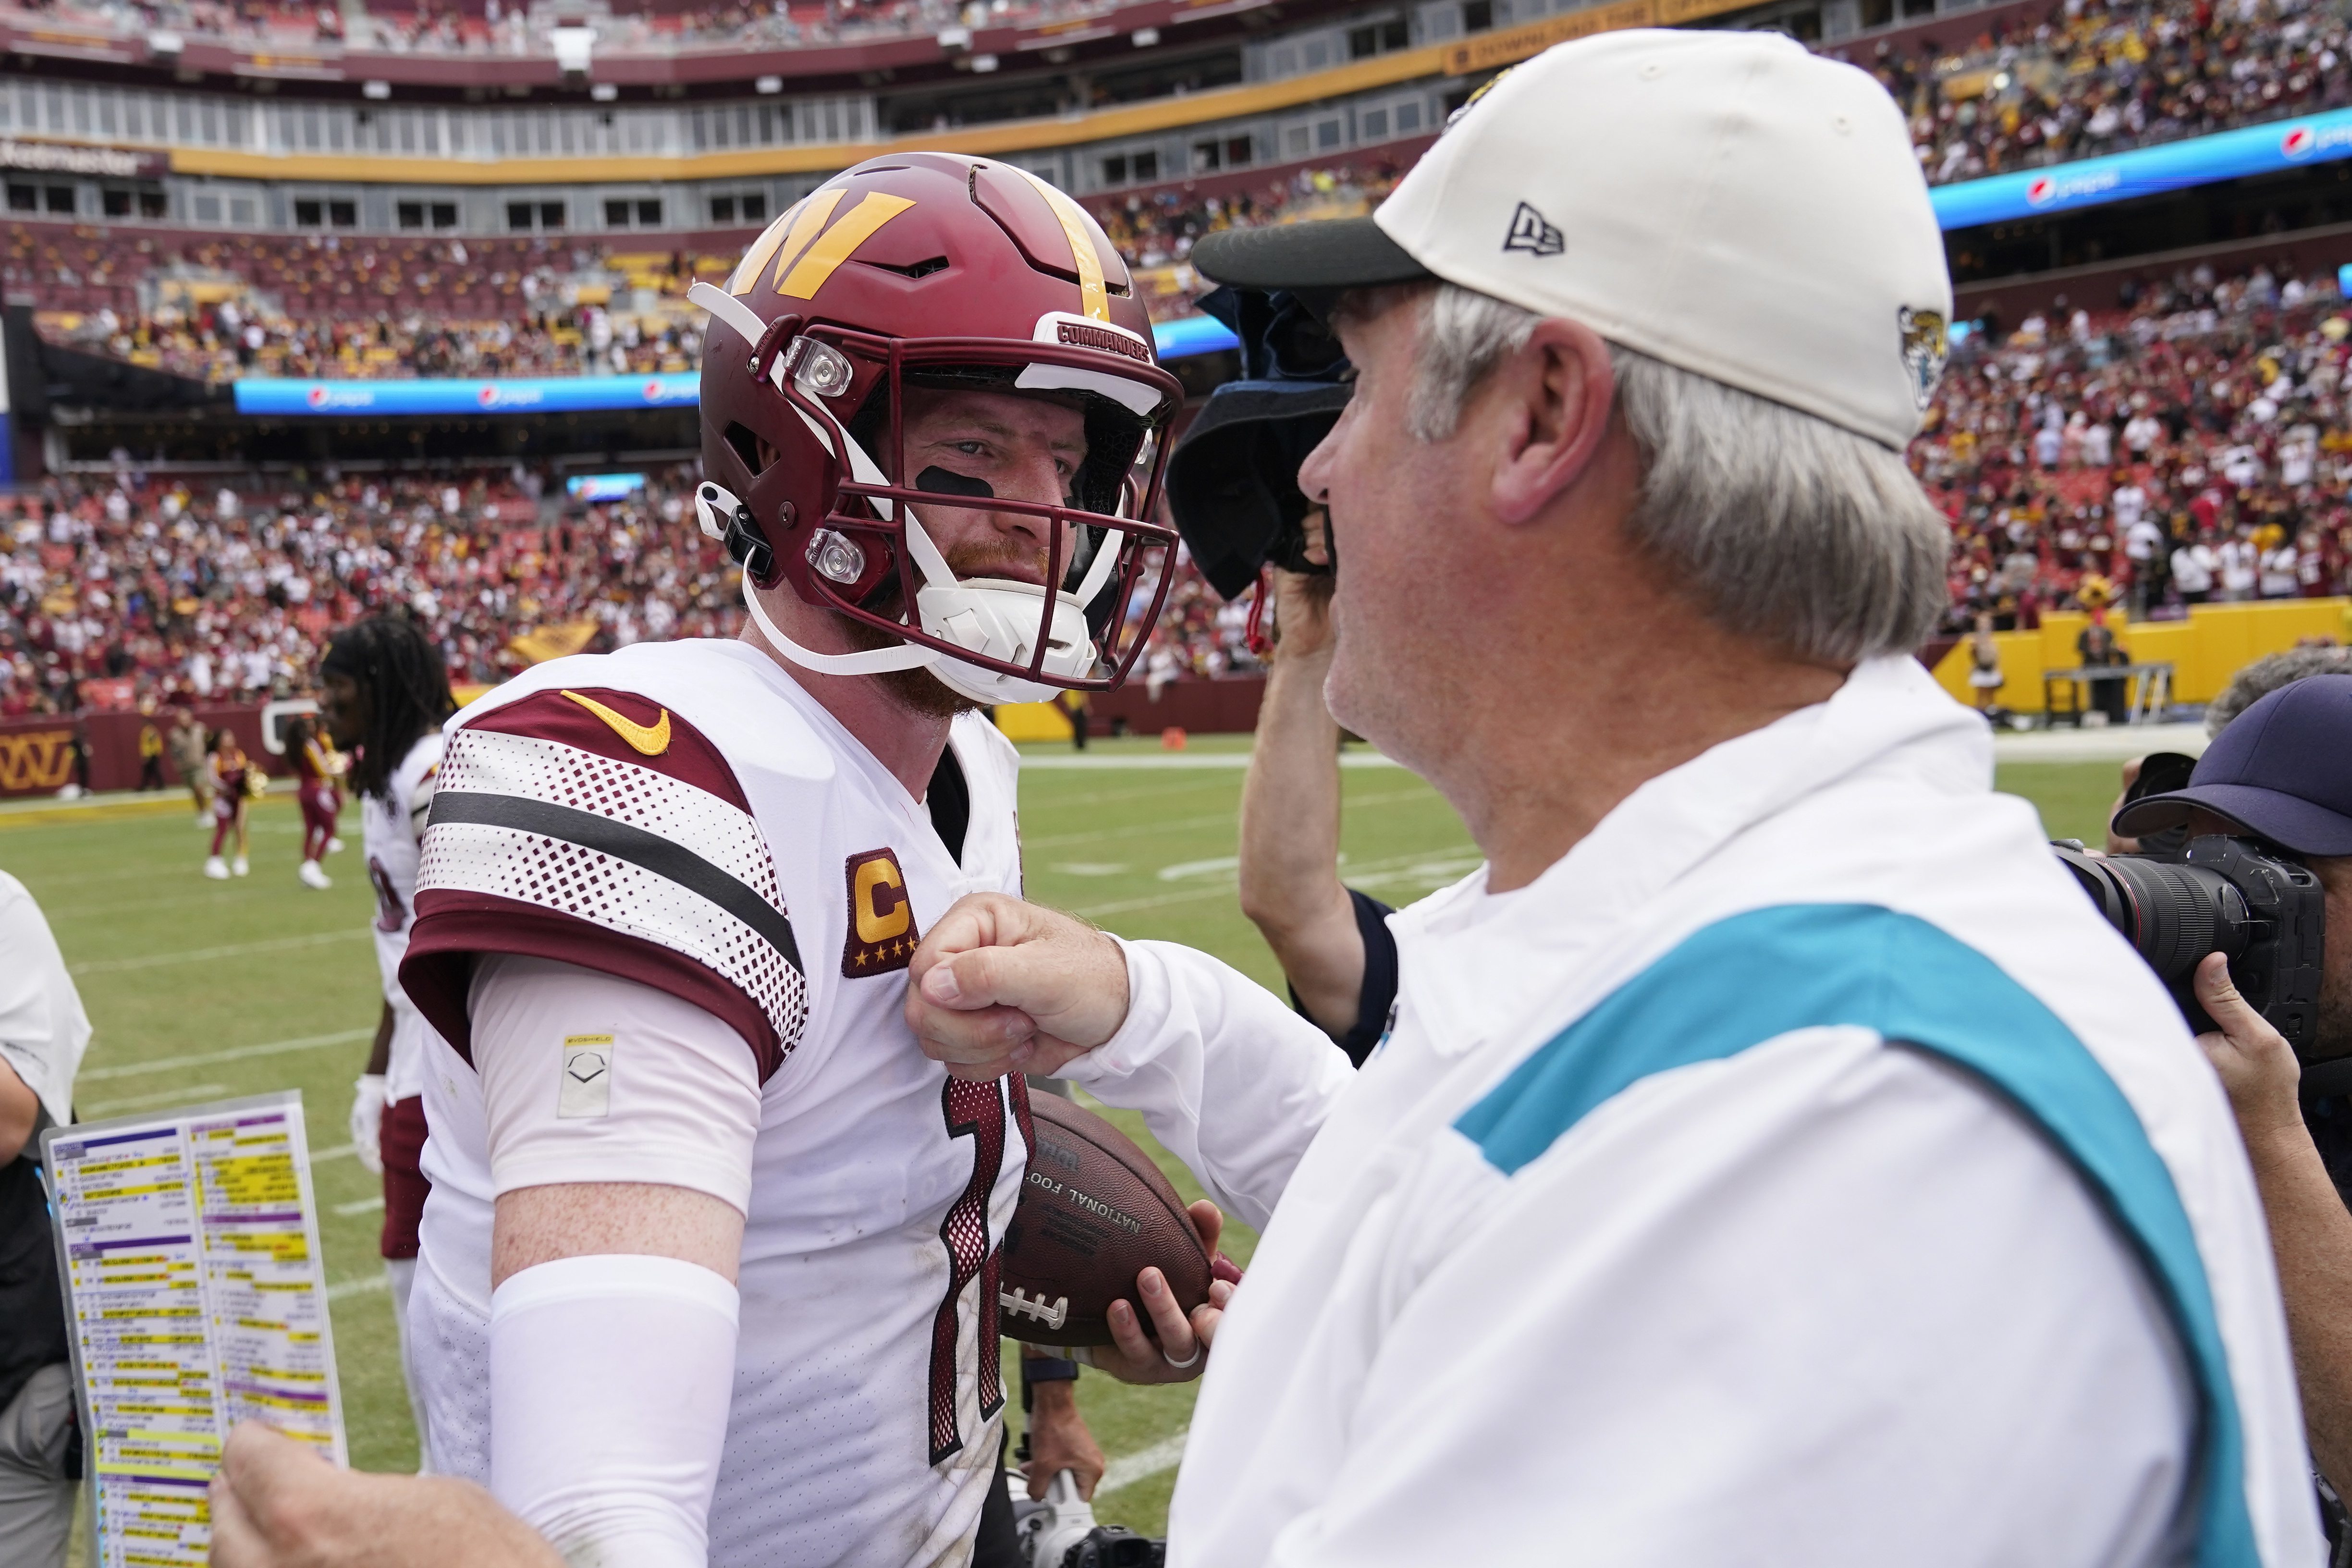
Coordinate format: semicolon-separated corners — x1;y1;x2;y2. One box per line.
17;252;2352;716
1855;0;2352;186
0;0;1135;55
19;161;1405;372
0;460;1253;716
11;0;2352;185
17;229;712;383
0;466;747;716
1922;257;2352;630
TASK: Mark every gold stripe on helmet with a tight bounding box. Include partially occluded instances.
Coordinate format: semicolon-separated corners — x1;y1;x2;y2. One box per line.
727;202;803;297
1013;168;1109;323
779;192;918;300
768;187;848;294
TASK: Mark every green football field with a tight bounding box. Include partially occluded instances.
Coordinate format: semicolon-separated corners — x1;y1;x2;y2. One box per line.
6;741;2127;1551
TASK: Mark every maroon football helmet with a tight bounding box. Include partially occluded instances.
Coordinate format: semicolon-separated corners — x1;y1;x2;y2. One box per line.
689;152;1183;702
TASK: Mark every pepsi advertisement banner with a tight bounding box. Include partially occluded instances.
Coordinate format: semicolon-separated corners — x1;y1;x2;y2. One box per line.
233;373;702;417
233;320;1243;415
1933;109;2352;230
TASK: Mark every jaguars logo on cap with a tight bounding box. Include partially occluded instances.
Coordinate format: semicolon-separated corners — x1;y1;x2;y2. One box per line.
1897;305;1948;412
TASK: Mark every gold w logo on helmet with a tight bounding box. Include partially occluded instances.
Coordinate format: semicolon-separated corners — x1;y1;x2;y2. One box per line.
727;189;917;302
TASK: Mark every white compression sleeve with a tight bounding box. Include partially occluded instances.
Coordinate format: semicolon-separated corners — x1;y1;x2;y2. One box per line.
489;1253;740;1568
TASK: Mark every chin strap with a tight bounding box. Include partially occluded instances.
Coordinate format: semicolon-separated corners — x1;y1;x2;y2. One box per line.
687;282;770;363
738;568;938;677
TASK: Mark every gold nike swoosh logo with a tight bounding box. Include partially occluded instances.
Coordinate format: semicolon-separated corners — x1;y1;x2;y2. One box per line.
562;690;672;757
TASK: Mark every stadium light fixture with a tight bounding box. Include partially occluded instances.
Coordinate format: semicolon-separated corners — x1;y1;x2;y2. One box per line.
971;53;999;71
552;23;594;88
363;79;392;99
591;82;618;100
756;75;784;93
1131;26;1160;46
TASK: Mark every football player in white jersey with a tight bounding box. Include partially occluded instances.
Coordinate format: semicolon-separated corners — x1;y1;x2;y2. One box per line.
387;152;1193;1568
317;614;457;1466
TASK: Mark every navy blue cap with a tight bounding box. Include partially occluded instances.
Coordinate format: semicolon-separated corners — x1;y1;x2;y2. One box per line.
2113;673;2352;857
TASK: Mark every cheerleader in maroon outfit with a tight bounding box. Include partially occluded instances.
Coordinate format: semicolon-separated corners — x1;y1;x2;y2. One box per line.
285;713;347;890
201;730;253;880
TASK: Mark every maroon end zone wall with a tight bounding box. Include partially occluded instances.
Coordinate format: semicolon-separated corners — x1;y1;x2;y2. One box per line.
0;705;283;799
1085;677;1265;734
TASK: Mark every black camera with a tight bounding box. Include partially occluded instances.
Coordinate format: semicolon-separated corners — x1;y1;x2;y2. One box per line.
1164;287;1353;600
2054;835;2332;1090
1055;1527;1164;1568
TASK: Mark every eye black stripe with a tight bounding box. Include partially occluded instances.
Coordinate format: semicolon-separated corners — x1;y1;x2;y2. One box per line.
429;790;803;976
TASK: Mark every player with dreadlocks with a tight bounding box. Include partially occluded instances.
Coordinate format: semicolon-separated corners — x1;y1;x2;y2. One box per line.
317;613;456;1464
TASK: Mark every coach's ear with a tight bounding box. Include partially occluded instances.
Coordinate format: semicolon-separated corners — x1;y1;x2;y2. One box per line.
1486;317;1620;528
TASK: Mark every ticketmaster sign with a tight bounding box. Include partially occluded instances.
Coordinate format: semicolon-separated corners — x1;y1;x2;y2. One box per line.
1933;107;2352;229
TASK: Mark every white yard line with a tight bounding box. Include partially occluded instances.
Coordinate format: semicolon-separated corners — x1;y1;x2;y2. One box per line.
326;1274;391;1302
78;1083;228;1118
1098;1427;1190;1495
1020;751;1402;770
1991;721;2209;764
313;1142;358;1163
71;928;371;976
333;1196;386;1217
78;1027;374;1083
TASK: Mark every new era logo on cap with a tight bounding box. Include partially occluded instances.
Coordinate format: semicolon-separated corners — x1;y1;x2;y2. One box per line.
1504;202;1565;257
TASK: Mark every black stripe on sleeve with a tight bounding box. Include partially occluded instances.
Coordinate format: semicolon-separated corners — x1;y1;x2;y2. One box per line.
429;790;804;975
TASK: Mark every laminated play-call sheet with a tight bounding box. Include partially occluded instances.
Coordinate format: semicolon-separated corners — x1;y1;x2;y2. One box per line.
41;1090;347;1568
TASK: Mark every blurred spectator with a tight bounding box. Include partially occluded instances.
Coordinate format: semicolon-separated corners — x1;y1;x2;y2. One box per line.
1922;257;2352;634
0;466;744;713
1841;0;2352;188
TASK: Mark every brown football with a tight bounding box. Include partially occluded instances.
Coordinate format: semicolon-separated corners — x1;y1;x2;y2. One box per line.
998;1093;1211;1347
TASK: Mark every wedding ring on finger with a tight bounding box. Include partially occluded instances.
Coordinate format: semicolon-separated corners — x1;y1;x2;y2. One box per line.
1162;1342;1201;1372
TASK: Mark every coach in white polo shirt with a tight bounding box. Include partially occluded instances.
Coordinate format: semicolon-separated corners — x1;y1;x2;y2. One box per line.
904;30;2324;1568
209;29;2318;1568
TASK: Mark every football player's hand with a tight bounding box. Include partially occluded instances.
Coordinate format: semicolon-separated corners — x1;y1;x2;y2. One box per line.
907;894;1129;1081
1084;1200;1230;1385
348;1076;388;1176
1022;1383;1106;1500
209;1421;562;1568
2193;950;2305;1143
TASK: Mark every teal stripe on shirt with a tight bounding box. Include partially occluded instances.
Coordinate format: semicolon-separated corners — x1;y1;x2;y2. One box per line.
1453;903;2254;1568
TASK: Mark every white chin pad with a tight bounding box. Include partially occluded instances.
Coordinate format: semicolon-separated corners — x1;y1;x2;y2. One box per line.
917;578;1098;705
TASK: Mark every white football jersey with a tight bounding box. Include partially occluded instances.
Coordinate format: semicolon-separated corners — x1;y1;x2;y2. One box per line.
364;731;446;1103
398;637;1031;1568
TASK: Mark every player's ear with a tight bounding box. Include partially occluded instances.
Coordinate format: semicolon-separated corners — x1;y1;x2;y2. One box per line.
1487;317;1617;528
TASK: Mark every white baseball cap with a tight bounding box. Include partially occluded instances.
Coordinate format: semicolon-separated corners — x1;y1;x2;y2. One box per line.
1190;28;1953;451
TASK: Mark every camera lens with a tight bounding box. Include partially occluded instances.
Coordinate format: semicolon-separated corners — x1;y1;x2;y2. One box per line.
2052;847;2248;982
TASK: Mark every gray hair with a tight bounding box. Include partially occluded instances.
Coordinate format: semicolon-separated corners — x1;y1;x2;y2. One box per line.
2206;644;2352;737
1399;283;1951;664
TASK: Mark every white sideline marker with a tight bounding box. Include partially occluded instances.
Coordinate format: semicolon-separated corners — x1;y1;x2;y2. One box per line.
1098;1427;1190;1496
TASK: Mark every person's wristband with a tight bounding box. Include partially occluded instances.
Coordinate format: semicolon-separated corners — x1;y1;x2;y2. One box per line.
1022;1356;1080;1387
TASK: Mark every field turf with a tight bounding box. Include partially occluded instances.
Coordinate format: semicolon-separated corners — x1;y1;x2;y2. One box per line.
5;743;2120;1550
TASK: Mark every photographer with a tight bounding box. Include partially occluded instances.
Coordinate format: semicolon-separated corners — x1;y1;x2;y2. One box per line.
0;871;91;1568
2112;673;2352;1496
1166;292;1396;1061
